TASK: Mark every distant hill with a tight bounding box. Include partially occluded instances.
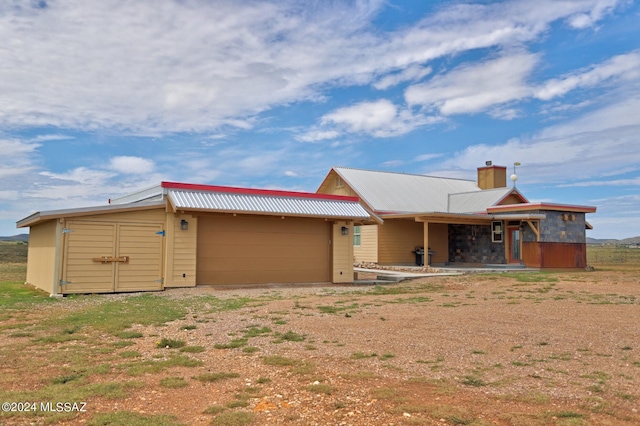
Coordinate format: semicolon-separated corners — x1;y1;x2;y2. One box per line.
587;236;640;245
0;234;29;242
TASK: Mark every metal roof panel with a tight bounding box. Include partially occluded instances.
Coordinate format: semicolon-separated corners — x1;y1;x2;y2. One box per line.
168;189;371;219
333;167;481;213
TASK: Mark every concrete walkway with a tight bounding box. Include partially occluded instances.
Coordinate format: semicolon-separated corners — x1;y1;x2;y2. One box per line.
353;267;464;284
353;264;539;285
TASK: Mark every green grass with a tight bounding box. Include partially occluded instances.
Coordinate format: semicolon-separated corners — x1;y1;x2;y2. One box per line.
500;272;559;283
87;411;182;426
276;330;305;342
157;338;186;349
0;241;28;263
48;294;187;336
159;377;189;388
123;355;202;375
180;345;205;353
211;411;255;426
214;338;248;349
193;372;240;382
115;331;144;339
203;405;226;415
243;325;271;337
262;355;298;366
588;245;640;269
460;375;487;387
306;383;334;394
0;280;56;309
317;303;359;314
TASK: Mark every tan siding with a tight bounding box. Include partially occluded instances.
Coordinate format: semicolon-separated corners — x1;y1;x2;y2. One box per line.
354;224;378;263
332;221;354;283
498;194;525;205
316;171;357;197
378;219;423;264
427;223;448;265
197;214;331;285
75;209;166;223
25;220;58;294
165;213;197;287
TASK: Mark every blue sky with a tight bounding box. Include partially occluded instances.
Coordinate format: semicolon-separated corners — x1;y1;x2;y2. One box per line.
1;0;639;239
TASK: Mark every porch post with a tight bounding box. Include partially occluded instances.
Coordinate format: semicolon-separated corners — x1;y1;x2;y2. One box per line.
423;221;429;266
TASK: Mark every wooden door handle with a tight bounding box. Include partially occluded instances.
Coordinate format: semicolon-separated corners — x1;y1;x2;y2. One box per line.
92;256;130;263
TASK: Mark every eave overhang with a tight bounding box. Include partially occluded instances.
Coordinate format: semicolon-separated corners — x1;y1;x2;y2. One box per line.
16;200;166;228
487;202;597;214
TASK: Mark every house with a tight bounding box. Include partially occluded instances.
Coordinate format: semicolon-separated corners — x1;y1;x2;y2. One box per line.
17;182;371;295
316;164;596;269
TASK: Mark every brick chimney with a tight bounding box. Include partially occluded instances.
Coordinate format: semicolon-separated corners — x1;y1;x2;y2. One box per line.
477;161;507;190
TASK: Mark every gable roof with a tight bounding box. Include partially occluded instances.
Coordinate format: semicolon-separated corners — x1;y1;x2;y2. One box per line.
448;187;528;213
326;167;480;214
323;167;525;215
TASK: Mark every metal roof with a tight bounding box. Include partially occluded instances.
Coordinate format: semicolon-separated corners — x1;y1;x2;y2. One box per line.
168;189;371;219
448;187;525;213
17;200;166;228
109;184;164;205
331;167;482;213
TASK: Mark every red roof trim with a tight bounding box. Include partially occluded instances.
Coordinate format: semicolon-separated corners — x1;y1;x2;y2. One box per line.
487;202;596;213
161;181;360;202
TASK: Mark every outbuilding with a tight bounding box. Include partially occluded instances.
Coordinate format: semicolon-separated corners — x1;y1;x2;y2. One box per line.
17;182;372;296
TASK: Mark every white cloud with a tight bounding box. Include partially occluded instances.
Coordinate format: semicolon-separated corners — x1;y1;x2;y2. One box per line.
374;65;432;90
414;153;444;162
284;170;298;177
405;53;538;115
0;0;625;135
0;138;40;178
322;100;398;133
109;156;155;175
438;91;640;184
565;0;620;29
319;99;442;138
40;167;116;185
535;52;640;100
296;130;341;143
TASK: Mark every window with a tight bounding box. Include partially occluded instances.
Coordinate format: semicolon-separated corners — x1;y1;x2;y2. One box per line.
491;221;503;243
353;225;361;246
335;176;343;188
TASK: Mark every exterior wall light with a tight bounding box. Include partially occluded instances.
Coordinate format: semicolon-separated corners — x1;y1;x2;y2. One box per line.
180;219;189;231
341;226;348;235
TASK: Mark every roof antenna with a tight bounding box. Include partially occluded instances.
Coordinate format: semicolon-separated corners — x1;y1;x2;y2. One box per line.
510;162;521;188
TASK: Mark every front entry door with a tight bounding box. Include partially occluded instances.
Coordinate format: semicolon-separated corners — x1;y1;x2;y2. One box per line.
508;226;521;264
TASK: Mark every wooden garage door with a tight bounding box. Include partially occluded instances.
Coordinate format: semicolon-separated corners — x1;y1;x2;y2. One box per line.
62;221;164;293
197;215;331;285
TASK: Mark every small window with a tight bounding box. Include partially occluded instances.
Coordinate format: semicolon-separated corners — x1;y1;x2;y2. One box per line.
335;176;343;188
492;221;503;243
353;225;361;246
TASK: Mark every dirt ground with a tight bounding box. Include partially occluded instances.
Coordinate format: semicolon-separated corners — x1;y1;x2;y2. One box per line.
2;269;640;425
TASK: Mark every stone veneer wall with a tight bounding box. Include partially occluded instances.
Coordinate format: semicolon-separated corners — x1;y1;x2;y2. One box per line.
517;210;586;244
540;211;586;243
448;224;506;264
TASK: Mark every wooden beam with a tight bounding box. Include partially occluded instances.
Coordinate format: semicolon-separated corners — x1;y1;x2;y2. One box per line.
526;220;540;242
415;216;491;225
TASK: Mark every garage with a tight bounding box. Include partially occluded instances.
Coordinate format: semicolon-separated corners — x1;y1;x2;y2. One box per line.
17;181;372;296
197;214;331;285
